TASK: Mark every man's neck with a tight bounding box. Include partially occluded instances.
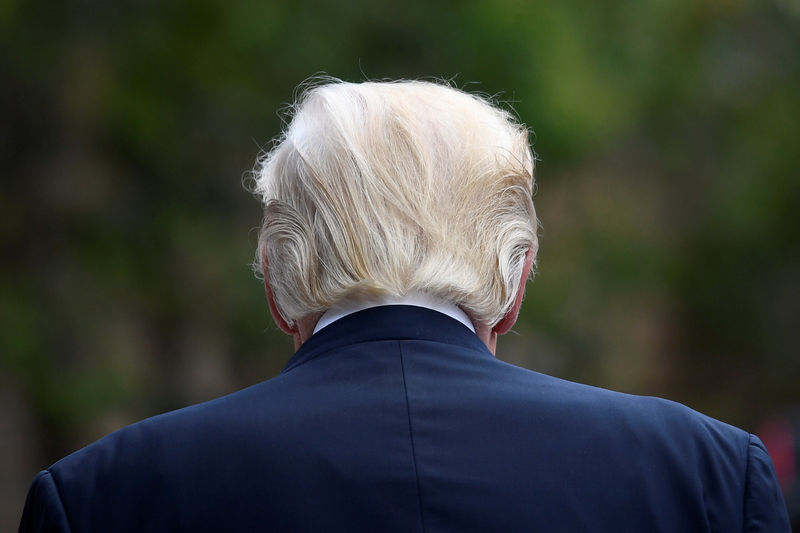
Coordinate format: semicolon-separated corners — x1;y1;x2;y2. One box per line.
313;292;476;334
292;296;497;355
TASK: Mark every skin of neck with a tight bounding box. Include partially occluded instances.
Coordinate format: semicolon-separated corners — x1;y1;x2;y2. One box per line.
292;312;499;354
270;249;534;356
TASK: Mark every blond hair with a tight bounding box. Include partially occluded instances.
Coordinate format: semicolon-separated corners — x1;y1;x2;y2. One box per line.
253;79;538;328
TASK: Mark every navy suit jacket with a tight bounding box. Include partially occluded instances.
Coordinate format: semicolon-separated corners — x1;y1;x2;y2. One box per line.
20;305;790;532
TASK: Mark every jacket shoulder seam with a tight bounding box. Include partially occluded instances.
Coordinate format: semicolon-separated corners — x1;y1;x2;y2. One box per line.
44;469;74;533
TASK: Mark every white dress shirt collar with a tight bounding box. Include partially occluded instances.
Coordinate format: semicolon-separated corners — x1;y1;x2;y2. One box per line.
313;292;476;334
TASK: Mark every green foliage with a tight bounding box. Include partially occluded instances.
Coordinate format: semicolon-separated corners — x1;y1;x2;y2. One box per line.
1;0;798;457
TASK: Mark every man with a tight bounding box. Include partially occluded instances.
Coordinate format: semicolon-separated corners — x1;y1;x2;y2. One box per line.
20;80;790;531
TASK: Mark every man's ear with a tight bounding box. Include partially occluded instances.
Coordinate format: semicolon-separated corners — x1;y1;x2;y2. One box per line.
262;251;297;335
492;248;534;335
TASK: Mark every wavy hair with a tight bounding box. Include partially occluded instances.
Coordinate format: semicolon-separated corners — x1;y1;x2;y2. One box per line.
252;79;538;328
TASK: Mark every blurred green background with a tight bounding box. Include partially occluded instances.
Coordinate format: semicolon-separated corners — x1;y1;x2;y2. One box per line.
2;0;799;527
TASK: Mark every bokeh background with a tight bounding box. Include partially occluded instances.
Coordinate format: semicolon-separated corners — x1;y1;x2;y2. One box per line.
2;0;799;528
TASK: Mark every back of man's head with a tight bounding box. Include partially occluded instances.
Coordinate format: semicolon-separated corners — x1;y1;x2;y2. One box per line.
253;79;538;329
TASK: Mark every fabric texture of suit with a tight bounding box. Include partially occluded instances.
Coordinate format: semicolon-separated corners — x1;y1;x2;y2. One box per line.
20;305;790;532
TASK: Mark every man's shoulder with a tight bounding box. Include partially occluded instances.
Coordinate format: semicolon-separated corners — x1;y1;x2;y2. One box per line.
490;358;750;465
52;376;287;470
50;376;299;486
38;377;297;530
478;363;775;529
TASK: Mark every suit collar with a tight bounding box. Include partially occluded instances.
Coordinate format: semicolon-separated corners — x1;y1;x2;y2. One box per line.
281;305;490;373
313;293;476;334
